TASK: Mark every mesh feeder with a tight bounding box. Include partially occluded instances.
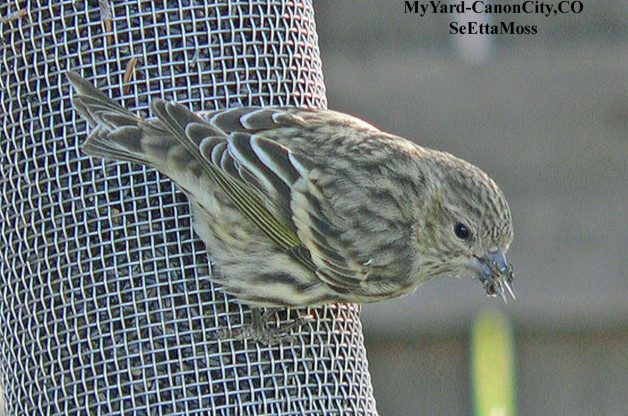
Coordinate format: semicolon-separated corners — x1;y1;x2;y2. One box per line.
0;1;378;414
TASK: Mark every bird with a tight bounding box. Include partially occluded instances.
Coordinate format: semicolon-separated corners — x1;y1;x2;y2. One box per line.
67;71;515;343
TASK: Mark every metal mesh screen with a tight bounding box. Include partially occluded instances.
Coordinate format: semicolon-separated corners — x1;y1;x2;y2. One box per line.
0;1;378;414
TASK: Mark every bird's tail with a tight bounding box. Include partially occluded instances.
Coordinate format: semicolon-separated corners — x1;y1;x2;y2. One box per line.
67;71;168;167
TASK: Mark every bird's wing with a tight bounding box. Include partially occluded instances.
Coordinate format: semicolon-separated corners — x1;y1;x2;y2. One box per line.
152;102;369;290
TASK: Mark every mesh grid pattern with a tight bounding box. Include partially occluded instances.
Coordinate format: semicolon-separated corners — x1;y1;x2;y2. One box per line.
0;1;378;414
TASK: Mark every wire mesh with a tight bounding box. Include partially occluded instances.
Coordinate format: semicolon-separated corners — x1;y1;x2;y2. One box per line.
0;1;378;414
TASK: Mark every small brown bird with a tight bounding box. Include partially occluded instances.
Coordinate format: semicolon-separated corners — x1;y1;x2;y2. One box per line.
68;72;514;342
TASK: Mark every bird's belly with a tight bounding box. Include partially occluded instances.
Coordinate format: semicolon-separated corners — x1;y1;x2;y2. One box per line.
189;199;338;307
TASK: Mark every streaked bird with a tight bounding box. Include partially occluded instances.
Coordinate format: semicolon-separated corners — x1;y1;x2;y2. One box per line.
67;72;515;342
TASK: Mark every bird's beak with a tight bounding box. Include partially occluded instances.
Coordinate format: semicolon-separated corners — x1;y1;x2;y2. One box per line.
474;250;515;303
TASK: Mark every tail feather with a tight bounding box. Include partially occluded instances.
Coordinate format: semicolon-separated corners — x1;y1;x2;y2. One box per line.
81;128;149;166
67;71;138;125
67;71;225;178
67;71;150;165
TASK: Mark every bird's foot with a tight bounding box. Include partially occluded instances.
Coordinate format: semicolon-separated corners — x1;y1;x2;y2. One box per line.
212;308;313;345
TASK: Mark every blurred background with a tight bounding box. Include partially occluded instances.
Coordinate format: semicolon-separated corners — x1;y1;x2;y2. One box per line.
314;1;627;415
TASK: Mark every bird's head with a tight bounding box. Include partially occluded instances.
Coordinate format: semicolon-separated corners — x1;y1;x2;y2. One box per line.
413;151;515;301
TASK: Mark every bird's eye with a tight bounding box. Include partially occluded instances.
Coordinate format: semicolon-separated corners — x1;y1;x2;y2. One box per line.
454;222;471;239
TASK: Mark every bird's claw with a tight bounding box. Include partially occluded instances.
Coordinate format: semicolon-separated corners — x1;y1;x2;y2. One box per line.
211;309;314;345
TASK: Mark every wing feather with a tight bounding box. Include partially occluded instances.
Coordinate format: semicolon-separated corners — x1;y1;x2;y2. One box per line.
153;101;370;289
